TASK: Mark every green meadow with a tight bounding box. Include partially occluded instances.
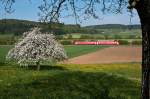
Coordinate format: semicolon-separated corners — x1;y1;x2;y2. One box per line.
0;45;141;99
0;45;108;63
0;63;141;99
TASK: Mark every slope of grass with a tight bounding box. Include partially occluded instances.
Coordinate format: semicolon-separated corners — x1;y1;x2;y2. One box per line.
0;63;141;99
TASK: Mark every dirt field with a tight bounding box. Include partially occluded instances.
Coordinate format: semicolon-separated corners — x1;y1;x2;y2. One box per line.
63;46;142;64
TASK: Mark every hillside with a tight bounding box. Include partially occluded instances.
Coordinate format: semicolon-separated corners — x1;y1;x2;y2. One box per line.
0;19;141;36
85;24;141;29
0;19;82;35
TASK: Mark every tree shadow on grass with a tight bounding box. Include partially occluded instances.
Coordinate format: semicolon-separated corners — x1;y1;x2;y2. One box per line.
0;70;140;99
0;62;6;66
0;62;12;66
27;65;67;71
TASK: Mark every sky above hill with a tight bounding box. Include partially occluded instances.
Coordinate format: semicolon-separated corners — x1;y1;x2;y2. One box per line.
0;0;140;26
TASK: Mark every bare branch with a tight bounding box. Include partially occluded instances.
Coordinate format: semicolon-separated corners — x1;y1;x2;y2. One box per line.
0;0;15;13
1;0;129;23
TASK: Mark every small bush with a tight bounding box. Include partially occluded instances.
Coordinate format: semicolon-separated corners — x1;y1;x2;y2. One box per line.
0;36;18;45
104;35;113;40
132;40;142;45
114;35;122;39
128;35;137;39
60;40;72;45
94;35;105;39
80;35;94;39
118;40;129;45
56;35;63;40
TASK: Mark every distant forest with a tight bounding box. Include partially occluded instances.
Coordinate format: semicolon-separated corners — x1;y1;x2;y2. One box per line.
0;19;141;36
85;24;141;29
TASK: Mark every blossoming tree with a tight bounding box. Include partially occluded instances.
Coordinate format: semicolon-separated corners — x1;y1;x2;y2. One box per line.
6;27;68;70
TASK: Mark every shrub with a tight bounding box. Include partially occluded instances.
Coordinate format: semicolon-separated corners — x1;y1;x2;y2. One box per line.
80;35;93;39
132;40;142;45
60;40;72;45
56;35;63;40
0;37;17;45
104;35;113;40
118;40;129;45
128;35;137;39
114;34;122;39
94;35;105;39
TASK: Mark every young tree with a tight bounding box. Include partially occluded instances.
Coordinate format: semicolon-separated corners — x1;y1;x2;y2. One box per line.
6;28;68;70
1;0;149;98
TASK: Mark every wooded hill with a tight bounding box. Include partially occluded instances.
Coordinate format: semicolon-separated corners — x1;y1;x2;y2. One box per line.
85;24;141;29
0;19;82;35
0;19;141;36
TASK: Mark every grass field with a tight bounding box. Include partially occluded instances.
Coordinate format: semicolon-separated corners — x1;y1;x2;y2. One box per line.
0;45;108;64
0;45;13;64
0;63;141;99
64;45;108;58
0;45;141;99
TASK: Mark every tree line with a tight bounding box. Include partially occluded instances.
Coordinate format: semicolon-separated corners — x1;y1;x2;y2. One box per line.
0;19;140;36
0;19;99;35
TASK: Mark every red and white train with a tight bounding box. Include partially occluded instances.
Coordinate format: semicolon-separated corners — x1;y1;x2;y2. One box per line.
74;40;119;45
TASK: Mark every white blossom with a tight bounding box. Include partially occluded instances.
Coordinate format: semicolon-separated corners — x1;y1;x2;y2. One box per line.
6;27;68;66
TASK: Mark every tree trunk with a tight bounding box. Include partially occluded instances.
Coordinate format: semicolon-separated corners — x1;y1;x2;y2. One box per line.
135;0;150;99
141;20;150;99
36;61;40;71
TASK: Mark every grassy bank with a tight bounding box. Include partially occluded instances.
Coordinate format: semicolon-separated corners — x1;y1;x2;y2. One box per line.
0;45;141;98
0;63;141;99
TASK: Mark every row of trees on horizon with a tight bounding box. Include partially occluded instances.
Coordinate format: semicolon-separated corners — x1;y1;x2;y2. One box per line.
0;19;141;36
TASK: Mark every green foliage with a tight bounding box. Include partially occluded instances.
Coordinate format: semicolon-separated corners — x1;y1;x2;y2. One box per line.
85;24;141;30
60;40;72;45
114;34;122;39
0;19;36;35
0;35;18;45
128;35;137;39
67;34;72;39
118;40;129;45
56;35;63;40
94;35;105;39
104;35;113;40
80;35;94;39
0;19;96;36
132;40;142;45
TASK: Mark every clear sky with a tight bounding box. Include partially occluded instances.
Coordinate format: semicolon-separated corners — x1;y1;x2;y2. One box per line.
0;0;140;26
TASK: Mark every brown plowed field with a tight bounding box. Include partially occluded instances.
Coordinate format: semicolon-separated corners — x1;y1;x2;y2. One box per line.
63;46;142;64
